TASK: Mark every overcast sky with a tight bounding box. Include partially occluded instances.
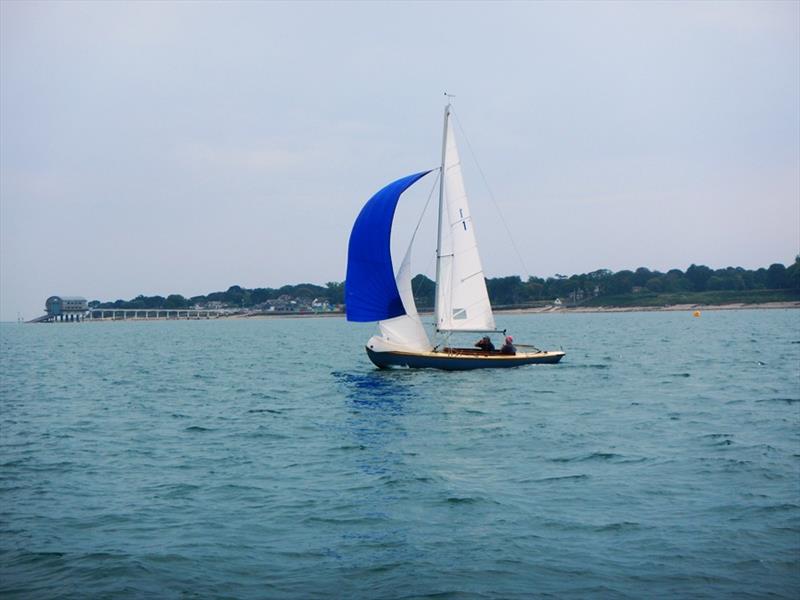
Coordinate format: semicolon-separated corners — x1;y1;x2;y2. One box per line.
1;0;798;320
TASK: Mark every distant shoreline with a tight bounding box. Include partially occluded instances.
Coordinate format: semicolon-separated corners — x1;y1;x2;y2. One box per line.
233;301;800;319
13;301;798;324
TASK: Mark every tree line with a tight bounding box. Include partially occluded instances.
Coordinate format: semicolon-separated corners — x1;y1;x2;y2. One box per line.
92;258;799;310
92;282;344;310
414;259;800;308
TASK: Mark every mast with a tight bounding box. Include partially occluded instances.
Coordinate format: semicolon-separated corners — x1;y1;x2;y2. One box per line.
433;101;450;331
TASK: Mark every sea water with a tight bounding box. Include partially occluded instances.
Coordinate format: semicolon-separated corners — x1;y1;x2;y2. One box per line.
1;310;798;599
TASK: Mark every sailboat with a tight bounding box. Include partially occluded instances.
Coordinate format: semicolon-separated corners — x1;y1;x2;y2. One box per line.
345;102;565;370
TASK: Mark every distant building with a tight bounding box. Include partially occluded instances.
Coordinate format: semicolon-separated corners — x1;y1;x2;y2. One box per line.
45;296;88;321
46;296;87;315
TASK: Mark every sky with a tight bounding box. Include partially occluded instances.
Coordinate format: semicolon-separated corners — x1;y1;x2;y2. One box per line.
1;0;798;320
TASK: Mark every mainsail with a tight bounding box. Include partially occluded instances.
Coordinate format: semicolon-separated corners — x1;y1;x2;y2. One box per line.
434;109;496;332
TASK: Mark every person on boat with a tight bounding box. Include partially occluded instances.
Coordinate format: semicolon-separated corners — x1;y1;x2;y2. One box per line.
475;336;495;352
501;335;516;355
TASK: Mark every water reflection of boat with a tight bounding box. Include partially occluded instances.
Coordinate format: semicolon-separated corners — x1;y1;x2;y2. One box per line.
345;101;565;370
332;371;411;410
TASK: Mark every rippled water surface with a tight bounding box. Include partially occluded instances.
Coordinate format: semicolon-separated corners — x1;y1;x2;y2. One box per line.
1;310;799;598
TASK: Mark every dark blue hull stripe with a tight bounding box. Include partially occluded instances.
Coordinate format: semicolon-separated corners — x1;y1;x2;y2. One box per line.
366;347;565;370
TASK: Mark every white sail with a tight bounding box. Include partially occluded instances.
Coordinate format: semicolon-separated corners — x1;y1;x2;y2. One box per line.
375;238;432;352
435;114;496;332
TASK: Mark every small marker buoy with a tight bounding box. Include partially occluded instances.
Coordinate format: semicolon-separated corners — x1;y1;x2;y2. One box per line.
693;310;701;317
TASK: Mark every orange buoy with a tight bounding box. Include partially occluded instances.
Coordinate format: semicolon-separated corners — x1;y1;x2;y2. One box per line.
693;310;701;317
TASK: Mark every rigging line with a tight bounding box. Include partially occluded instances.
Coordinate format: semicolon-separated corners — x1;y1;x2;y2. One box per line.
409;169;439;243
450;109;532;281
410;170;440;302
